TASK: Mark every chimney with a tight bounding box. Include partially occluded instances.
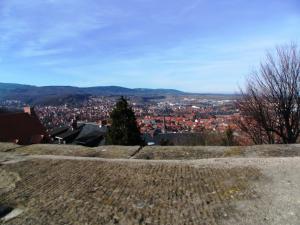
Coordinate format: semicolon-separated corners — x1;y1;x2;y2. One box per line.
162;116;166;134
71;117;78;130
24;106;34;115
100;120;107;127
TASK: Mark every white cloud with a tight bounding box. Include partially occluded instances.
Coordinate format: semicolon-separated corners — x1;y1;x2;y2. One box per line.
0;0;123;58
18;47;71;57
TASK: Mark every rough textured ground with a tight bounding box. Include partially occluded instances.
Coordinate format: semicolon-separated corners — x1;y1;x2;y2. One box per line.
134;145;300;159
0;144;139;159
0;143;300;225
0;143;20;152
2;143;300;160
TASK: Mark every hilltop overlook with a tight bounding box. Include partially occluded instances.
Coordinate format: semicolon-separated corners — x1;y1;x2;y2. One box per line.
1;0;299;224
1;143;300;224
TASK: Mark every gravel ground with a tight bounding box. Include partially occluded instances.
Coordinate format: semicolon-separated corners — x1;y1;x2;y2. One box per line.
135;145;300;159
0;144;140;159
2;143;300;159
190;157;300;225
0;143;20;152
0;147;300;224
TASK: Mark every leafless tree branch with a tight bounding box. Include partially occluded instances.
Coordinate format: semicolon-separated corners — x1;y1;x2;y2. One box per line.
237;43;300;144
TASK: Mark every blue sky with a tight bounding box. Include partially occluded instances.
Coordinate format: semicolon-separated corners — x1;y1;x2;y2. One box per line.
0;0;299;93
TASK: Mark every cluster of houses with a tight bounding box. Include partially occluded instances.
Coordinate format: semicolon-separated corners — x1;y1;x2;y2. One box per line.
0;106;237;147
138;114;240;134
0;107;165;146
0;107;108;147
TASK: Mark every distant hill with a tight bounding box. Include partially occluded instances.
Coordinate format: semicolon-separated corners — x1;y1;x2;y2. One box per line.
0;82;236;105
0;83;186;104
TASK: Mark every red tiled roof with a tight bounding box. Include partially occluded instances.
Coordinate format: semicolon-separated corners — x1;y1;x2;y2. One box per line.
0;112;49;145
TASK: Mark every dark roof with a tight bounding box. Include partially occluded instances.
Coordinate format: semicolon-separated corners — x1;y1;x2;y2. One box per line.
0;112;48;145
75;124;107;140
74;124;107;147
54;124;84;143
49;126;69;137
56;129;81;140
142;133;154;143
74;131;105;147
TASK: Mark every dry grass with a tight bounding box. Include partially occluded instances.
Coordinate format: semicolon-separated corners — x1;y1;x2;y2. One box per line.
134;145;300;160
0;143;20;152
134;146;226;160
6;144;139;159
223;147;244;157
1;143;300;161
0;159;261;225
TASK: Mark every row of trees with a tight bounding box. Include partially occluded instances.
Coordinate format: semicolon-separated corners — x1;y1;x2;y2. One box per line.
107;43;300;146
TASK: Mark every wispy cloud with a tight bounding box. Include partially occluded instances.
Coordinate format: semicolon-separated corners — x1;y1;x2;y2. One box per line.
0;0;299;92
0;0;122;59
18;47;71;58
180;0;204;15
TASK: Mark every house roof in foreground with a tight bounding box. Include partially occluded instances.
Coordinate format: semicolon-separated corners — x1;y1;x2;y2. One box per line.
0;112;48;144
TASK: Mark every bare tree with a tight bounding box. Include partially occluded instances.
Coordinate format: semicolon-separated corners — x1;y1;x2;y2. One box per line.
237;43;300;144
235;115;274;144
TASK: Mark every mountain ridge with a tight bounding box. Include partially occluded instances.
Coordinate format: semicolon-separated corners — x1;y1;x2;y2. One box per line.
0;82;237;105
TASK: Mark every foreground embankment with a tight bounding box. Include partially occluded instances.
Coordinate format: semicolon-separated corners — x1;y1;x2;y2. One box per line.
0;143;300;225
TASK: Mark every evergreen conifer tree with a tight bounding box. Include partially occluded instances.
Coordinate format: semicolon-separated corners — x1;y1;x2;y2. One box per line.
106;96;142;145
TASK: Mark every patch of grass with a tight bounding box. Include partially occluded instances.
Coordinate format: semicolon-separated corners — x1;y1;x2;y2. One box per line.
223;147;244;157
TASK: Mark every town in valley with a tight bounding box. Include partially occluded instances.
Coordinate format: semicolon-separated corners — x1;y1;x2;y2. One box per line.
1;92;245;146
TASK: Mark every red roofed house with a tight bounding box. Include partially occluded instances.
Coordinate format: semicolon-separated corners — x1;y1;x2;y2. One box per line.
0;107;49;145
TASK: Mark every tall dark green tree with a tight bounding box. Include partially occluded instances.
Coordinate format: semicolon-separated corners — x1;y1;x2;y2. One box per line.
222;126;235;146
106;97;143;145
